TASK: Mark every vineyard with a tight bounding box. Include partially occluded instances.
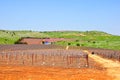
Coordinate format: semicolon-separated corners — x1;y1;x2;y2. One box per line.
88;48;120;61
0;45;119;80
0;45;89;68
0;44;66;51
0;49;89;68
0;45;119;68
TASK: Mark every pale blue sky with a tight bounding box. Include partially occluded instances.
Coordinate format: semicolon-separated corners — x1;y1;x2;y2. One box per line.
0;0;120;35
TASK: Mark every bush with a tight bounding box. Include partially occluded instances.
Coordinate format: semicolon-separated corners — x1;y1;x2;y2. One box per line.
81;44;84;46
76;43;80;46
87;40;90;42
93;41;96;44
76;40;79;42
15;41;27;44
68;43;71;45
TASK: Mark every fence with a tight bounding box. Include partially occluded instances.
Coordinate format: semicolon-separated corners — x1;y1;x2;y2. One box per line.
0;49;88;68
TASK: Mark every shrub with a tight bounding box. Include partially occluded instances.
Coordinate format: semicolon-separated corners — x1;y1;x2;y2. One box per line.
81;44;84;46
76;40;79;42
68;43;71;45
93;41;96;44
76;43;80;46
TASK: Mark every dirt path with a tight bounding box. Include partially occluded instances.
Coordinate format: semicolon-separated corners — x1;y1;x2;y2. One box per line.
84;50;120;80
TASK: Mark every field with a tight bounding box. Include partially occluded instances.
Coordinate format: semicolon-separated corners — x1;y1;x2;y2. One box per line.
88;48;120;61
0;30;120;50
0;45;101;69
0;45;120;80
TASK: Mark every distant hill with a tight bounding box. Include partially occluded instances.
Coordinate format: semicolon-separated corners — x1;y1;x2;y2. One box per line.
0;30;120;50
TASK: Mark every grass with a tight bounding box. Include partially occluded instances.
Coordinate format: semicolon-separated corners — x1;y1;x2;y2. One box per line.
0;30;120;50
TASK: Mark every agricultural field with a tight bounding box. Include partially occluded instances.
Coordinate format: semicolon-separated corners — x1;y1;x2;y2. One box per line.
0;45;120;80
0;30;120;50
0;45;100;69
88;48;120;61
0;30;120;80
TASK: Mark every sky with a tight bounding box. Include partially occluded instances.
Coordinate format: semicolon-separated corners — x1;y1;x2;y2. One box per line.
0;0;120;35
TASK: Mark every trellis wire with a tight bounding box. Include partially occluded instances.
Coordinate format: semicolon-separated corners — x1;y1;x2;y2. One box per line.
0;49;88;68
89;49;120;61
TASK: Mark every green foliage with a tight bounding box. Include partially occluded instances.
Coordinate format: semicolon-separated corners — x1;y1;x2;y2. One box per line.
93;41;96;44
76;43;80;46
0;30;120;50
68;43;71;45
76;40;79;42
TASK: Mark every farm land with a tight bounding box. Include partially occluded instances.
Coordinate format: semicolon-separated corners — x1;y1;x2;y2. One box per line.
0;45;120;80
0;30;120;50
0;30;120;80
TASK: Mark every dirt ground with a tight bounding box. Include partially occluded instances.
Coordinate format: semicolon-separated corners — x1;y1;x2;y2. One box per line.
0;66;113;80
0;49;119;80
84;50;120;80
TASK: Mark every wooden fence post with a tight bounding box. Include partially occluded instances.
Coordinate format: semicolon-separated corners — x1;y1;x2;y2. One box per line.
86;54;89;67
32;53;34;65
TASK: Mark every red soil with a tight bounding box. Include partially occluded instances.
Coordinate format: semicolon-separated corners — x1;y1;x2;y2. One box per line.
0;66;113;80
